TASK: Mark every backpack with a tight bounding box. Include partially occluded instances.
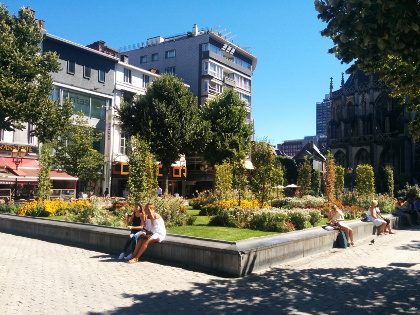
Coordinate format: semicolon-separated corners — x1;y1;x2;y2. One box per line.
336;230;348;248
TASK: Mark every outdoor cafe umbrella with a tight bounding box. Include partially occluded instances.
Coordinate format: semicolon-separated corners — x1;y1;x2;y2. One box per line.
285;184;299;188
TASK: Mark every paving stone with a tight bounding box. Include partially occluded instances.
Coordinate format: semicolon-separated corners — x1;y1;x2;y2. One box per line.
1;226;420;314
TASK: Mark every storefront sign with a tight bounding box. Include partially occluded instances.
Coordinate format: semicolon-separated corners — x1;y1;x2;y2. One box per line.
0;144;38;154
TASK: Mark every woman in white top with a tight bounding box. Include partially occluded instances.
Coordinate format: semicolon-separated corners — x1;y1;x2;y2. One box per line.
128;203;166;263
327;205;354;246
367;200;387;235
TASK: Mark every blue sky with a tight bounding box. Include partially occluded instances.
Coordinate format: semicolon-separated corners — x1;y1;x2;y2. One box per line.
5;0;350;146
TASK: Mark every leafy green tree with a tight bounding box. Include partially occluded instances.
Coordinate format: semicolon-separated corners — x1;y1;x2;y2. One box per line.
0;5;60;132
384;165;394;198
335;165;345;199
356;164;375;196
311;169;321;197
251;142;276;206
315;0;420;140
199;88;253;166
297;158;312;197
126;135;158;203
117;74;205;193
232;158;248;202
213;161;233;200
54;113;104;192
38;142;53;200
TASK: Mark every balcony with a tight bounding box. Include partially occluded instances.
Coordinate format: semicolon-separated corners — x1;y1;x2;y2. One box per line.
224;76;236;87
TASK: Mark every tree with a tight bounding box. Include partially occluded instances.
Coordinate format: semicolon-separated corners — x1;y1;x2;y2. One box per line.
38;142;53;200
315;0;420;140
297;159;312;197
335;165;345;199
126;135;158;203
0;5;61;132
117;74;204;193
199;88;253;166
54;113;104;192
250;142;276;206
384;165;394;198
213;161;233;200
356;164;375;196
323;153;336;203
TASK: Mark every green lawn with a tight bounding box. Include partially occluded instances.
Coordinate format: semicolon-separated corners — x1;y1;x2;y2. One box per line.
167;225;277;242
45;209;330;242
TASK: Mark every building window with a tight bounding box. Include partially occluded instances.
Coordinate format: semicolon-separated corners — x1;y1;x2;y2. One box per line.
204;62;223;80
143;74;150;88
165;50;176;58
124;68;132;84
84;66;91;79
165;67;175;75
67;61;75;74
140;55;147;63
152;53;158;61
98;69;105;83
120;133;127;155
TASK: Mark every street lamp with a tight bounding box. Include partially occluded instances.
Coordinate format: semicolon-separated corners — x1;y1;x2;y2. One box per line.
11;148;26;170
11;148;26;200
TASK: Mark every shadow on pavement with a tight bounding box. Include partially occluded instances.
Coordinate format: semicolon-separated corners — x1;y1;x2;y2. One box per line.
88;265;420;314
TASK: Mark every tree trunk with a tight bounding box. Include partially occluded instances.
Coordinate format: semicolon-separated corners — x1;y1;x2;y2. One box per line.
162;164;169;195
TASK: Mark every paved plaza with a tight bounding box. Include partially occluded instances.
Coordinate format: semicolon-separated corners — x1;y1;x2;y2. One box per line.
1;226;419;314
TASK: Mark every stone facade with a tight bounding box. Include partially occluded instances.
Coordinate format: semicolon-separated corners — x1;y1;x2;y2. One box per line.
327;71;420;191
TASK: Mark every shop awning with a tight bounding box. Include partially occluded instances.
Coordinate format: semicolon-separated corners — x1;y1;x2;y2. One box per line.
0;157;78;182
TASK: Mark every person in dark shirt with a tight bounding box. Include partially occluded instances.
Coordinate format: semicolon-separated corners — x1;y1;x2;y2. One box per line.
118;203;146;260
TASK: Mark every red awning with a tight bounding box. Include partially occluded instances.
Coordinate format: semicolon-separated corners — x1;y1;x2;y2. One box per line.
0;157;78;182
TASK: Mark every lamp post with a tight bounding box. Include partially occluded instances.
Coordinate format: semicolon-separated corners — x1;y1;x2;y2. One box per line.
11;148;26;199
11;148;26;170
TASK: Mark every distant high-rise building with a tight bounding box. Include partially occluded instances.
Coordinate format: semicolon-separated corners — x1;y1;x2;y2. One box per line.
316;95;331;137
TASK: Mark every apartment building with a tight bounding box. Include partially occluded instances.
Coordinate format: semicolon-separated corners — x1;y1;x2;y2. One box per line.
121;24;258;194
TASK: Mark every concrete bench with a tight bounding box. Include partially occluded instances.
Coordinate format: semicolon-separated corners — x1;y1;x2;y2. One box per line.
0;213;402;277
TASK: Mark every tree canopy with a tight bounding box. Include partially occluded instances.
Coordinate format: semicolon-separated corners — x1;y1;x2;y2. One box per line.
315;0;420;140
117;73;205;192
54;113;104;189
200;88;253;166
0;5;60;132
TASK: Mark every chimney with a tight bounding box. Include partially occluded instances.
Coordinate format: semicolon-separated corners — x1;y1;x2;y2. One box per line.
193;24;199;36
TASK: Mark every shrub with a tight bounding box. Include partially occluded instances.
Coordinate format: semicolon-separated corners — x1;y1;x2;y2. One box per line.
356;164;375;196
308;210;323;226
208;209;236;227
288;211;310;230
397;184;420;200
0;204;18;214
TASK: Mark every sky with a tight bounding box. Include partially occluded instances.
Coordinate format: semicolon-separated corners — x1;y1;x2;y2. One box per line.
5;0;350;146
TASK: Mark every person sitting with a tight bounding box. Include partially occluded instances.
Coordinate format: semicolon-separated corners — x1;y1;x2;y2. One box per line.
327;205;355;246
118;203;146;260
394;197;413;226
375;204;395;234
402;198;418;224
128;203;166;263
367;200;387;235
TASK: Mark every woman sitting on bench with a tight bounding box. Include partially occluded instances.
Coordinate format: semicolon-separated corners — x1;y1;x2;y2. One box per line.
367;200;387;235
328;205;355;246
